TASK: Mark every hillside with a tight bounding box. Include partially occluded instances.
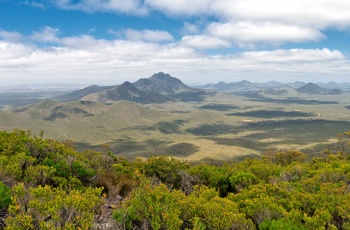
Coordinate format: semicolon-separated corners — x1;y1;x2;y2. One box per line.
1;129;350;229
297;82;341;95
1;72;350;164
59;72;207;104
88;81;175;104
135;72;191;93
56;85;114;102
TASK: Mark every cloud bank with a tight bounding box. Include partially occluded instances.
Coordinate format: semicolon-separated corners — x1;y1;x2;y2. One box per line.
1;0;350;84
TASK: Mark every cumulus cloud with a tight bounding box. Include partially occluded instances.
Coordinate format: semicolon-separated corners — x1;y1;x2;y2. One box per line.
0;30;24;42
207;21;326;46
1;27;349;85
20;1;45;9
145;0;212;15
115;29;174;42
53;0;148;14
211;0;350;29
30;27;60;43
45;0;350;48
181;22;200;35
179;35;231;49
0;42;34;60
240;48;345;62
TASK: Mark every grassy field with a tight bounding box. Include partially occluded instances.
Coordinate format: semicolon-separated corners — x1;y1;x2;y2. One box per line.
1;90;350;163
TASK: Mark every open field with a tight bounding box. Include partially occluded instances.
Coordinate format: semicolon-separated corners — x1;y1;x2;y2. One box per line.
1;89;350;163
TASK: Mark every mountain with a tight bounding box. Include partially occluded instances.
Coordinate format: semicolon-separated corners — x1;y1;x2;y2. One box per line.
57;72;207;104
202;80;256;91
316;82;350;90
56;85;114;102
133;72;191;94
287;81;306;89
146;72;191;93
85;81;175;104
297;83;341;95
257;81;284;88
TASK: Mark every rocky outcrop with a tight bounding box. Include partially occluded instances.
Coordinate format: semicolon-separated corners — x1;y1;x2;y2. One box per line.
0;207;9;230
92;195;124;230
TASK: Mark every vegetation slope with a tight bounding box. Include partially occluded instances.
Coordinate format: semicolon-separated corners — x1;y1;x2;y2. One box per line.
1;129;350;229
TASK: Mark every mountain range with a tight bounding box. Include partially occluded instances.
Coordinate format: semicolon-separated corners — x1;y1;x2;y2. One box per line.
55;73;347;106
202;80;348;95
56;72;205;104
1;73;349;110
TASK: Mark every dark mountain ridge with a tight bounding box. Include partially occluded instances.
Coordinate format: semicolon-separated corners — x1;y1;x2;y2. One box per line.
202;80;343;95
58;72;206;104
98;81;175;104
56;85;114;102
297;83;341;95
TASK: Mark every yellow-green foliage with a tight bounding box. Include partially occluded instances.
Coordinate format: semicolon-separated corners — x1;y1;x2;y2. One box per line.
2;129;350;229
114;178;184;230
0;181;11;208
6;183;103;229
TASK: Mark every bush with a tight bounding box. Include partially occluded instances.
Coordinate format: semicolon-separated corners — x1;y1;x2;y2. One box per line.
114;179;183;230
6;183;103;229
0;181;11;208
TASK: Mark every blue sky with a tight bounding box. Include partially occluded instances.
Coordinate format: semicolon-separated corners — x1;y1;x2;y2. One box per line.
0;0;350;85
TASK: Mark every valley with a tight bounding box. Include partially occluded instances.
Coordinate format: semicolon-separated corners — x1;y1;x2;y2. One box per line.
1;72;350;163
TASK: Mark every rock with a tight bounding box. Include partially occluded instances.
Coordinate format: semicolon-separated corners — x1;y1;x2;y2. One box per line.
0;207;9;230
91;195;125;230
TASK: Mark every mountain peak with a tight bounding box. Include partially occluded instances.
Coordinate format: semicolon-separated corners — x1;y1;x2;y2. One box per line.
150;72;172;80
297;82;324;94
143;72;190;93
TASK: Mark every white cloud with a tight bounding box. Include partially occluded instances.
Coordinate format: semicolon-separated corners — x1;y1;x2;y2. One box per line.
46;0;350;49
207;21;325;46
0;28;349;85
240;49;345;62
211;0;350;29
145;0;213;15
118;29;174;42
0;30;24;42
53;0;148;14
20;1;45;9
30;27;60;43
0;42;34;60
181;22;200;35
179;35;231;49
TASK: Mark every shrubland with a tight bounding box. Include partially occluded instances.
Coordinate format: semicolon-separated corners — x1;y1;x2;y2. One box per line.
1;129;350;229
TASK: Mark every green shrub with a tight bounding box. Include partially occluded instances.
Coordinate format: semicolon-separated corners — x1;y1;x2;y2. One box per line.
114;179;183;230
0;181;11;208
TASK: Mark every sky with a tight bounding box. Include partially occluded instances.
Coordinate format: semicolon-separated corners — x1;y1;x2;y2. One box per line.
0;0;350;86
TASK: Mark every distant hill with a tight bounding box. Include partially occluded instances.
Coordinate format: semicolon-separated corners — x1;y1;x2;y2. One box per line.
316;82;350;89
200;80;344;95
286;81;306;89
76;72;207;104
56;85;114;102
92;81;175;104
203;80;256;91
146;72;191;93
133;72;191;94
297;83;341;95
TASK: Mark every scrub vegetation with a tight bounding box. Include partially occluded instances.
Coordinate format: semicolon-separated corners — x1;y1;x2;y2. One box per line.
1;129;350;229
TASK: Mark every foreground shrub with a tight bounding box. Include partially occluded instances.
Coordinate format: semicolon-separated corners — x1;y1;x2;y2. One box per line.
114;178;183;230
181;186;254;229
6;183;103;229
0;181;11;208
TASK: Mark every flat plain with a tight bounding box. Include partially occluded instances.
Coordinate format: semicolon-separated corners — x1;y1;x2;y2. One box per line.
1;84;350;164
